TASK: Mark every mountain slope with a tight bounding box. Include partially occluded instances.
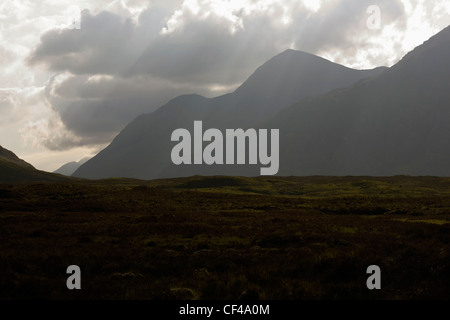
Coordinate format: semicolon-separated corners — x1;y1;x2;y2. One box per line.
74;50;386;179
0;146;71;183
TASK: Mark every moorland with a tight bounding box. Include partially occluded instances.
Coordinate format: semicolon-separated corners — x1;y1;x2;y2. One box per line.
0;175;449;300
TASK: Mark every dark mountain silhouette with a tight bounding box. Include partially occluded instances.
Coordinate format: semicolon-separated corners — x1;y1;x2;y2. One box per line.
73;50;386;179
269;25;450;176
53;157;90;176
214;50;388;125
0;146;71;183
0;146;35;170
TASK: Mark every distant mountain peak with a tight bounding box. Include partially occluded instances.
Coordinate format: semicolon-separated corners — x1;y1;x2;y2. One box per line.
231;47;386;118
263;48;334;66
276;48;316;57
53;157;90;176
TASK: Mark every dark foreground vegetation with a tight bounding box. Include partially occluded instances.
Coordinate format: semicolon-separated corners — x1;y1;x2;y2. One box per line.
0;175;449;300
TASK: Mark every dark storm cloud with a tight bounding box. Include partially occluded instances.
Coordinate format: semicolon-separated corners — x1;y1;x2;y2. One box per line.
28;10;145;75
127;0;406;83
28;6;288;86
126;8;294;85
29;0;407;84
41;73;217;150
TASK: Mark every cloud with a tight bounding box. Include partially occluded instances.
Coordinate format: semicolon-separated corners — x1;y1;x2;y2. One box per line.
28;10;140;75
0;91;16;124
22;0;450;152
28;0;410;85
27;2;184;76
283;0;406;68
0;45;15;66
0;87;44;125
34;70;231;150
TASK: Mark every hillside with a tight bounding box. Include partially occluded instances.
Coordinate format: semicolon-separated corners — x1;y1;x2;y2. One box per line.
0;146;72;183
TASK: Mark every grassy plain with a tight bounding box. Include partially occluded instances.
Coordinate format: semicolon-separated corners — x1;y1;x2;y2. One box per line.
0;175;449;300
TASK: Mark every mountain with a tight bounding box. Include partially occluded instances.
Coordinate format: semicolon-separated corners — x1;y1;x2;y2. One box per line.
53;158;90;176
73;50;386;179
267;25;450;176
213;50;387;125
0;146;71;183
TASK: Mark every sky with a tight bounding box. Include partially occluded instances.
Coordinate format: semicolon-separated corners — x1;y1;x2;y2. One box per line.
1;0;450;172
